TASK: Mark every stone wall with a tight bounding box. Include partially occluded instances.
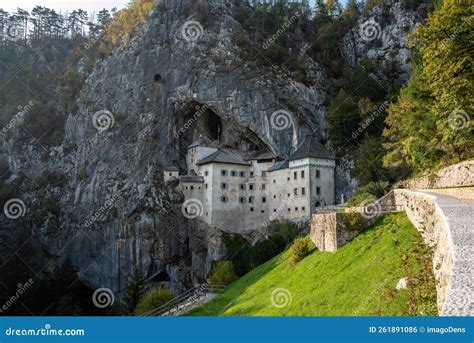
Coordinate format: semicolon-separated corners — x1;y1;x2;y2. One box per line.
400;160;474;189
310;189;473;315
393;190;472;316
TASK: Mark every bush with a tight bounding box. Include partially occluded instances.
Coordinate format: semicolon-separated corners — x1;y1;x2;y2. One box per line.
134;289;173;316
290;237;310;265
208;260;237;287
222;222;301;276
339;212;366;232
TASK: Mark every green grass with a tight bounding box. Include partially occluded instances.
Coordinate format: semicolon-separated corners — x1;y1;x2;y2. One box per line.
188;213;437;316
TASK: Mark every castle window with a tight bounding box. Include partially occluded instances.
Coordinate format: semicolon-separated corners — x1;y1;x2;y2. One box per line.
295;207;298;211
273;180;276;183
240;184;246;190
294;188;298;195
249;184;254;190
250;207;254;212
302;207;305;211
261;210;265;213
191;159;193;163
169;173;172;176
231;170;238;177
221;183;228;190
205;184;208;189
316;170;320;178
287;193;290;197
273;195;276;199
249;196;254;203
301;170;305;178
302;187;305;195
316;187;321;195
221;170;228;176
287;177;290;181
273;209;277;212
239;197;245;203
287;208;291;212
250;172;255;177
262;172;266;177
262;197;266;203
198;186;201;189
261;184;266;190
190;186;194;190
240;171;245;177
221;196;228;203
205;171;209;176
294;172;297;180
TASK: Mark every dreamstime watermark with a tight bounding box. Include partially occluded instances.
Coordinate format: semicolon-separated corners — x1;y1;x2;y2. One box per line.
84;191;121;228
359;19;382;42
92;287;115;308
270;288;292;308
261;198;290;228
3;198;26;219
174;104;210;139
3;24;23;42
181;199;204;219
263;12;300;49
0;279;34;314
92;110;115;131
181;20;204;42
353;280;387;315
359;199;382;220
5;324;85;337
1;101;34;134
352;101;389;139
448;109;470;131
270;110;295;130
440;15;473;49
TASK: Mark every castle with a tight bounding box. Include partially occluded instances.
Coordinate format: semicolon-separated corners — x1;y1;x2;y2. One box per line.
164;135;336;231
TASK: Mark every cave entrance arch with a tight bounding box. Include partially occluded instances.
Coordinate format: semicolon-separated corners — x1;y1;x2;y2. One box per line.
150;271;171;290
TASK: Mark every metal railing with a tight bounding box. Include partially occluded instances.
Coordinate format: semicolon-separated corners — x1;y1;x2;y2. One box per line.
142;284;226;317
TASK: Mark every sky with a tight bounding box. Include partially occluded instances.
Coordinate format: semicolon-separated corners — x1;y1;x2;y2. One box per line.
0;0;347;14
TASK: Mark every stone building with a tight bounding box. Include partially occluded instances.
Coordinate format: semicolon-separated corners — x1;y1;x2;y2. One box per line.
166;135;336;231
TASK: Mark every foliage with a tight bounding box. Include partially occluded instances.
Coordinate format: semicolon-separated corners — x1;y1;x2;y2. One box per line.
222;222;301;276
189;213;437;316
339;212;366;232
384;2;474;172
290;237;311;265
208;261;238;287
122;266;144;315
134;289;173;315
348;181;390;206
105;0;155;47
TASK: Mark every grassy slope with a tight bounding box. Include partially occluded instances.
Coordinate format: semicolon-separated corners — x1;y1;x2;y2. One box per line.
188;213;438;316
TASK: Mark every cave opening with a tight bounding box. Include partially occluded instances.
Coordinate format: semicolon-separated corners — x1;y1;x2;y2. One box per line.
154;73;162;83
150;271;171;290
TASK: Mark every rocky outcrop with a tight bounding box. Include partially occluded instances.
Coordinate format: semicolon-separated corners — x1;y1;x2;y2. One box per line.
400;160;474;189
0;0;426;298
342;1;429;84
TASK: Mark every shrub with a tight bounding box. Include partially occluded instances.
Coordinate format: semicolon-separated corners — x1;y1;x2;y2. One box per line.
340;212;366;232
134;289;173;316
290;237;310;265
208;260;237;287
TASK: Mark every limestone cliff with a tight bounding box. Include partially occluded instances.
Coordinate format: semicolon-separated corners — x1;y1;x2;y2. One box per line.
0;0;426;296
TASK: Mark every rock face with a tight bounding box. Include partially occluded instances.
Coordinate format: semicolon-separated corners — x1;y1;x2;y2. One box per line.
0;0;425;297
342;1;429;84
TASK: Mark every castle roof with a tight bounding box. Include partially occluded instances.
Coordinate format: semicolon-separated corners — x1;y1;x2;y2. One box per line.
164;165;179;171
179;175;204;183
266;159;289;172
196;149;250;166
289;135;335;161
187;135;213;149
244;151;276;161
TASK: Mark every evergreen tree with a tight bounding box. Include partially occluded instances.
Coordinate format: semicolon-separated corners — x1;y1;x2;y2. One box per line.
121;266;144;315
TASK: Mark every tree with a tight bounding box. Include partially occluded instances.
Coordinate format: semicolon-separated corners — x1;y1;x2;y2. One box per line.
384;1;473;172
121;266;144;315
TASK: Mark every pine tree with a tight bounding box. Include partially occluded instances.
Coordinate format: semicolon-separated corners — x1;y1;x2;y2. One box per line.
121;266;144;315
